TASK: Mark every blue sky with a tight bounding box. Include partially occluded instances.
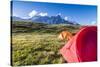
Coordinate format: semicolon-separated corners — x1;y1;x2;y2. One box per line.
11;1;97;25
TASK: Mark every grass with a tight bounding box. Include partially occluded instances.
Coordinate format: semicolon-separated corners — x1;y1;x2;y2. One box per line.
11;21;80;66
12;33;66;66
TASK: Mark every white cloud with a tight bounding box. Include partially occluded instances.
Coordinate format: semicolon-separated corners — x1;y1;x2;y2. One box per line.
64;16;68;20
28;10;38;17
21;17;30;19
39;12;48;16
91;21;97;25
28;10;48;17
13;13;18;17
58;13;61;15
57;13;62;16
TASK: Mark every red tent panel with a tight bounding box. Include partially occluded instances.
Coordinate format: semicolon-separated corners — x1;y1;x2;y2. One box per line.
60;26;97;63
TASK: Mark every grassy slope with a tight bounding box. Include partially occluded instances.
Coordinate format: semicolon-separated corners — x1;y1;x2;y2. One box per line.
12;21;80;66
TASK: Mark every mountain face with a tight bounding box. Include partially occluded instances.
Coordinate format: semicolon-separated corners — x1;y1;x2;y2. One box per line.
30;15;71;24
12;16;31;22
12;15;79;25
11;16;25;21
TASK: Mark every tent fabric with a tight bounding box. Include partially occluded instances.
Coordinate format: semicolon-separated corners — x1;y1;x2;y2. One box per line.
60;26;97;63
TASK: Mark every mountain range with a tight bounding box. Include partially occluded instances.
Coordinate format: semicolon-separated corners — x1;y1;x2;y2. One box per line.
12;15;79;25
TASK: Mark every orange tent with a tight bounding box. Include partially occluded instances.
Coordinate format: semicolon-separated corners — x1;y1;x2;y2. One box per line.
60;26;97;62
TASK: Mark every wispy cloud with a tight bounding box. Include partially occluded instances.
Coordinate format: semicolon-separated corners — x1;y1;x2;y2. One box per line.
39;12;48;16
56;13;62;16
28;10;48;17
64;16;68;20
29;10;38;17
91;21;97;25
58;13;61;15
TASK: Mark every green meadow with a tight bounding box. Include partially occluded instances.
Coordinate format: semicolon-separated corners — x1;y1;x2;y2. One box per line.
12;21;80;66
